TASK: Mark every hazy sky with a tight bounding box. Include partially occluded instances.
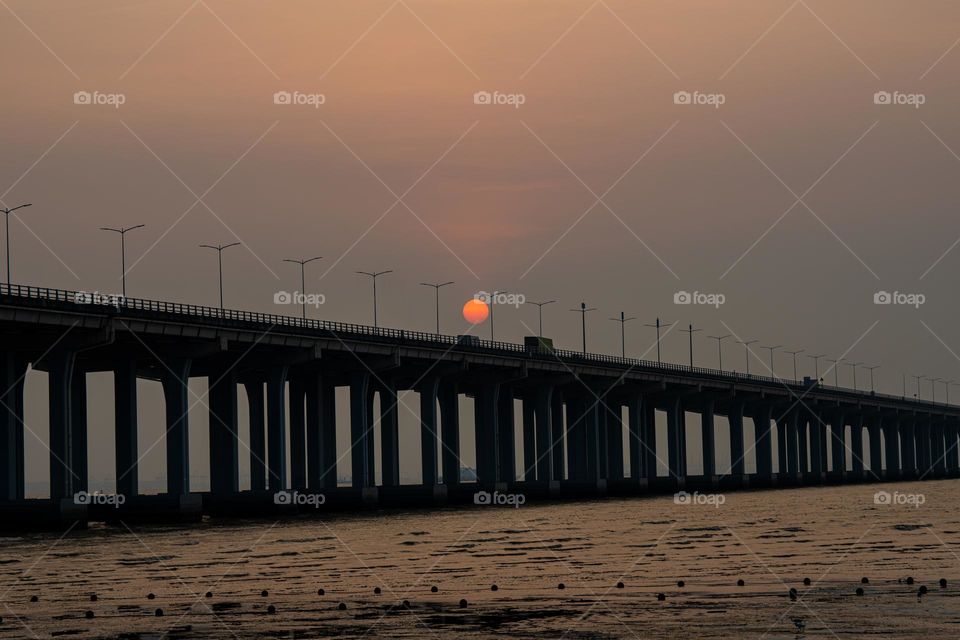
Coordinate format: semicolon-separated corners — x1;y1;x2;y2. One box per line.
3;1;960;492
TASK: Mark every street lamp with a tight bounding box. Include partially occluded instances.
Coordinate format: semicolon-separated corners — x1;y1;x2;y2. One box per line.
1;203;32;285
644;318;674;364
846;361;863;391
806;354;826;381
680;324;701;368
99;224;145;297
825;358;843;387
761;344;781;378
947;380;958;405
914;374;925;401
356;270;393;328
526;300;556;338
609;311;637;358
784;348;804;382
737;339;758;375
487;290;510;341
283;256;323;319
861;364;880;393
419;280;454;334
199;242;241;310
929;377;941;403
570;302;597;353
708;334;731;371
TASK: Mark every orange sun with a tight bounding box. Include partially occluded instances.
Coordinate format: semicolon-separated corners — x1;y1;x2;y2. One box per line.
462;298;489;324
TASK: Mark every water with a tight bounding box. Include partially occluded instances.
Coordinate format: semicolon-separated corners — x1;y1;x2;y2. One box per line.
1;480;958;638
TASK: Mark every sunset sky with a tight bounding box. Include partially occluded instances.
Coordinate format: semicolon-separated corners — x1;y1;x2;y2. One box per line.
3;1;960;491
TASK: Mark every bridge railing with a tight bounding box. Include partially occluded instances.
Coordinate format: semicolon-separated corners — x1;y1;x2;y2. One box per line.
0;283;950;409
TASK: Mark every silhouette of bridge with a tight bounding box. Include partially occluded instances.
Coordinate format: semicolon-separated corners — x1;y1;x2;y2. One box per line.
0;283;955;528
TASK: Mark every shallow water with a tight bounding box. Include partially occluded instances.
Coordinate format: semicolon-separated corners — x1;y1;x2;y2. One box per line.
1;480;959;638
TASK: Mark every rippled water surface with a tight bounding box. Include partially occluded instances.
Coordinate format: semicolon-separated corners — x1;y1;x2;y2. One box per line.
2;480;960;638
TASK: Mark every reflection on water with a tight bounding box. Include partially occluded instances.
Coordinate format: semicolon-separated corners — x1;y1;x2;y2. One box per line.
1;480;958;638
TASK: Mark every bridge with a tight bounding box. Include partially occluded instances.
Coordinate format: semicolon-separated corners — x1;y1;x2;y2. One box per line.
0;283;956;528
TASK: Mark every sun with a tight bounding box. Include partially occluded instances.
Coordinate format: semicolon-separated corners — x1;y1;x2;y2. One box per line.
462;298;489;324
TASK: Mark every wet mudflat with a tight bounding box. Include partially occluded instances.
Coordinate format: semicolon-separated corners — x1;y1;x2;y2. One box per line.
1;480;959;638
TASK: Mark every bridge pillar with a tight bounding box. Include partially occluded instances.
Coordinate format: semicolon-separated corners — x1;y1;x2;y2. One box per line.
550;390;565;480
882;417;900;478
521;395;536;480
753;404;773;479
728;401;745;476
288;376;307;489
808;413;826;477
534;386;556;482
208;363;239;494
776;414;788;475
796;414;808;474
566;396;586;481
243;380;266;491
934;420;948;477
850;414;864;475
114;358;139;499
48;351;77;500
419;378;440;485
474;383;499;485
641;400;657;481
305;373;334;489
829;412;846;476
266;366;289;490
319;377;338;488
785;411;799;475
582;398;602;483
900;418;916;477
946;422;960;475
627;396;642;481
914;419;930;476
701;400;716;479
439;382;460;485
161;358;191;495
71;366;88;495
868;416;882;476
605;399;624;481
379;381;400;487
349;371;374;489
0;352;26;501
497;386;516;483
666;397;686;480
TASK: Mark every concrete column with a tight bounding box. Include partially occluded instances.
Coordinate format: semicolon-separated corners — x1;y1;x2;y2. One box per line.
474;383;499;485
830;412;846;474
566;396;586;481
642;400;657;480
208;364;239;494
701;401;716;478
785;412;799;474
605;399;624;481
914;420;930;475
934;421;948;475
497;386;516;483
797;416;808;473
288;376;307;489
379;381;400;487
946;422;959;473
0;352;26;501
349;371;374;488
850;415;864;474
243;380;266;491
550;391;565;480
161;359;191;495
582;398;601;482
71;367;88;494
753;404;773;477
266;365;289;490
114;358;139;499
439;382;460;485
419;378;440;485
521;396;536;480
534;386;555;482
868;416;882;474
883;417;900;476
776;416;788;474
627;396;642;481
666;397;686;479
900;419;916;476
320;379;338;488
729;401;745;475
48;351;76;500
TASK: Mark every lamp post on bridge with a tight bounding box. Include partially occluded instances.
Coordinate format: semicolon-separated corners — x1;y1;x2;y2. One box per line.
487;290;509;341
99;224;145;297
419;280;454;334
736;339;758;375
929;377;942;403
284;256;322;319
356;269;393;328
846;361;863;392
680;324;701;368
570;302;596;353
644;318;673;364
2;203;32;285
947;380;957;405
913;374;924;401
609;311;636;358
806;353;825;382
826;358;843;387
199;242;241;311
784;348;804;382
708;334;731;371
861;364;880;394
526;300;556;338
761;344;781;378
